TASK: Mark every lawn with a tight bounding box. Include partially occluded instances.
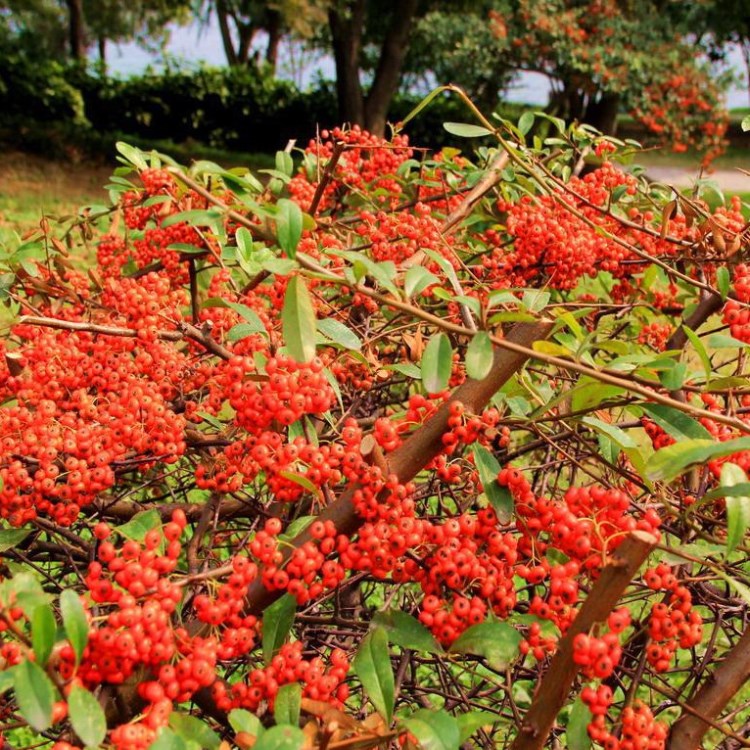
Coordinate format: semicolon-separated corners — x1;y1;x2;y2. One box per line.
0;145;275;238
0;151;112;236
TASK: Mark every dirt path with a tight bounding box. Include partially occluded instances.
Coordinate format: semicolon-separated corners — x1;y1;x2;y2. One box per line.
644;165;750;193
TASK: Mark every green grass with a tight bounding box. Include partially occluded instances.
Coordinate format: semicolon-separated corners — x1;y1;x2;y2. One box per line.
0;152;111;238
633;143;749;170
0;142;275;240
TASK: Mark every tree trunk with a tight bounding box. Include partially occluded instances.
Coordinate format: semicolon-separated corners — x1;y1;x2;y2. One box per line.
741;39;750;109
328;0;366;127
586;91;621;135
216;0;239;66
66;0;85;60
563;84;586;122
237;22;256;66
363;0;419;137
98;36;107;67
265;10;282;73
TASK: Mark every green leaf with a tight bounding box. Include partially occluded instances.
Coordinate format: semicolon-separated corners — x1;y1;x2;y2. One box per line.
277;471;321;497
646;437;750;482
116;141;148;170
60;589;88;664
169;713;221;750
472;445;512;523
14;660;56;732
466;332;494;380
276;199;304;259
353;627;394;724
387;363;422;379
69;684;107;748
697;482;750;508
3;573;50;618
0;527;31;553
421;333;453;394
640;404;712;441
570;379;625;412
276;151;294;178
404;266;439;299
0;670;13;694
150;728;189;750
398;86;451;129
229;708;263;737
402;709;460;750
456;711;496;743
228;323;267;342
161;209;223;229
116;509;161;542
443;122;492;138
254;725;305;750
518;112;535;136
449;621;521;670
274;682;301;726
316;319;362;350
262;594;297;666
682;325;711;383
742;115;750;132
658;361;686;391
567;697;592;750
31;603;56;667
222;302;267;336
717;265;731;299
372;609;443;654
235;226;253;256
581;416;637;449
282;276;317;363
708;333;747;349
280;515;315;541
521;289;549;313
721;463;750;553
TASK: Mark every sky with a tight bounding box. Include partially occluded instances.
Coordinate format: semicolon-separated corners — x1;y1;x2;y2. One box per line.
105;17;749;110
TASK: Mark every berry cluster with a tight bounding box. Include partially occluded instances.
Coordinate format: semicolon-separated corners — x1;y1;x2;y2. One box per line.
287;127;413;212
637;322;671;351
213;641;350;712
573;608;630;680
644;563;702;672
723;264;750;343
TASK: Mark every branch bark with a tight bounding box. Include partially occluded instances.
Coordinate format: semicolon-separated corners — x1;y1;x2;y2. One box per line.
665;291;723;351
668;625;750;749
511;530;658;750
17;315;241;364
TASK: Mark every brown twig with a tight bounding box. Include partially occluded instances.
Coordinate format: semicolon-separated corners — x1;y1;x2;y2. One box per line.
186;493;221;575
18;315;239;363
441;150;509;236
511;530;658;750
309;140;346;216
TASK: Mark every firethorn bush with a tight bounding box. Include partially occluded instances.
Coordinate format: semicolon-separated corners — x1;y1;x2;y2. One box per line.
0;95;749;750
